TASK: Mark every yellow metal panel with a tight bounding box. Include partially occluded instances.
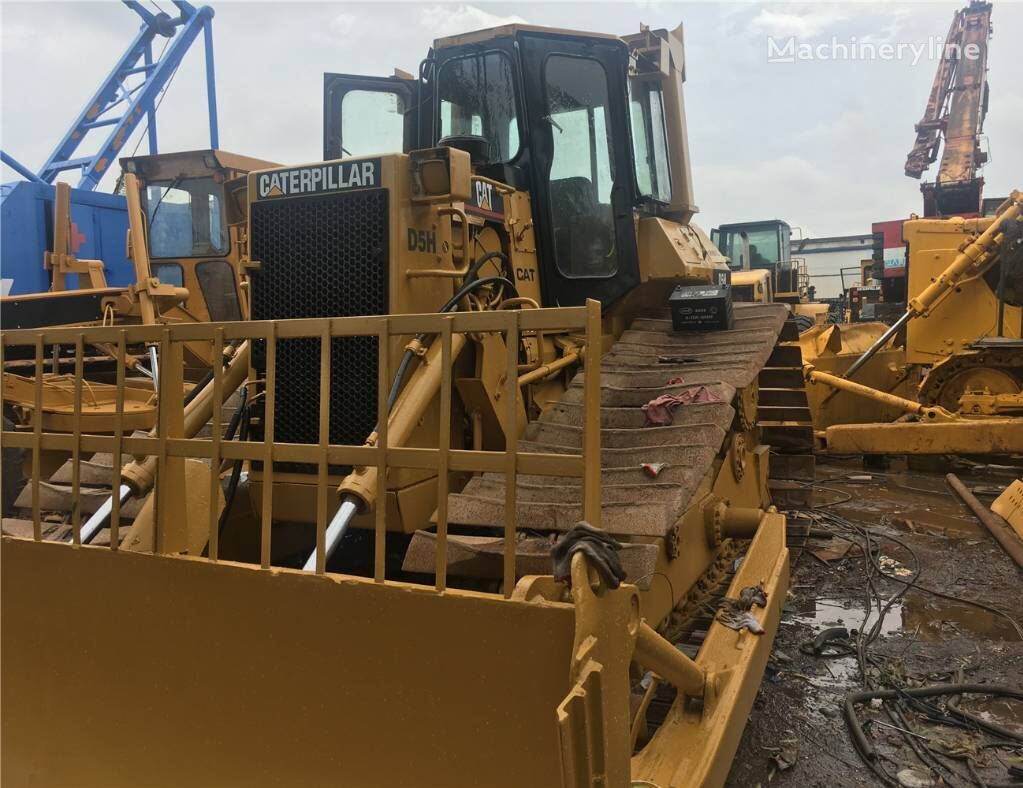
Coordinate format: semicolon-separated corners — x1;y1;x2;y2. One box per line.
2;538;575;788
826;419;1023;454
991;480;1023;540
903;217;1021;365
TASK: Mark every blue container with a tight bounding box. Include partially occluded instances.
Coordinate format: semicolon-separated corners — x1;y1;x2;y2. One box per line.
1;181;133;296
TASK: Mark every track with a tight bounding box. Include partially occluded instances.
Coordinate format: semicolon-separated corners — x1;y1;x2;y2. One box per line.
442;303;793;539
397;301;809;597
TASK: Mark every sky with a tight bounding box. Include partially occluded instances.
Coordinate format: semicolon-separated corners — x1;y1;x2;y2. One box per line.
1;0;1020;238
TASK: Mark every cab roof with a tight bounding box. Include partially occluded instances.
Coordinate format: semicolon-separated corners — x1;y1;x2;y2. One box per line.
120;149;279;179
434;23;620;51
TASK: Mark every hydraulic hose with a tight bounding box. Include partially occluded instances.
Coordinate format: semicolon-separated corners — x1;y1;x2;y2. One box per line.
386;254;511;409
844;683;1023;761
80;342;251;544
303;260;516;572
216;385;250;534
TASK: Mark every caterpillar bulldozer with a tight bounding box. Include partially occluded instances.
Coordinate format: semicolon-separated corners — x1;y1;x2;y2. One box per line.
793;0;1023;455
801;192;1023;454
1;149;274;518
2;23;809;787
0;149;274;438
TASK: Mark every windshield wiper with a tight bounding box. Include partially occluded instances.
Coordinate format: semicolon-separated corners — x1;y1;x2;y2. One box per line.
148;174;184;225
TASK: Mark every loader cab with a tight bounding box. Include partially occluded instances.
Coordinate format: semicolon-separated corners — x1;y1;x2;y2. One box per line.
711;220;791;273
711;219;809;299
323;24;698;308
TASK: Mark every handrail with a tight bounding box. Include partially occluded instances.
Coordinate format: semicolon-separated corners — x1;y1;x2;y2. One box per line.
1;302;603;597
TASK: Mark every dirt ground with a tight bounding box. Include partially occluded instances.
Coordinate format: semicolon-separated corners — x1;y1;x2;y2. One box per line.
724;457;1023;788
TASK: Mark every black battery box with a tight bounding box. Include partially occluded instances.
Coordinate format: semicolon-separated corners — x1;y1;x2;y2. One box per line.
668;284;735;332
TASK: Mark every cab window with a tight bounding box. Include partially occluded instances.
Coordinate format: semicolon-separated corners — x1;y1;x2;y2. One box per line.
717;228;782;270
438;52;519;163
196;260;242;322
144;176;227;258
340;89;407;157
734;284;756;302
544;54;618;278
151;262;184;287
629;80;671;202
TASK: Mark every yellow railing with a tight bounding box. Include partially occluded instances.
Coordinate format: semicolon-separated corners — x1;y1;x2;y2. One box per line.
1;302;603;597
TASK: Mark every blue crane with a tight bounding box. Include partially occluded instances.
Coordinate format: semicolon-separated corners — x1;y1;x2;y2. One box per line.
1;1;219;297
1;0;218;189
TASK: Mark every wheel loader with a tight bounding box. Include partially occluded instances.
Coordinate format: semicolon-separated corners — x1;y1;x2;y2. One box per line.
1;23;810;787
710;219;830;330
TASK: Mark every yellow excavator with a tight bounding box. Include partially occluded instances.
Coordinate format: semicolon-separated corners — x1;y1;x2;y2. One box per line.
2;23;811;787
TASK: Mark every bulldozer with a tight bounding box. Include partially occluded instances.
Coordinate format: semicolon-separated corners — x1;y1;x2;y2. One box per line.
1;149;275;518
800;193;1023;454
0;149;275;429
2;23;809;787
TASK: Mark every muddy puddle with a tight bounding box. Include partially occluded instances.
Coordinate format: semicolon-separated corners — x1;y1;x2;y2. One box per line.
956;696;1023;736
786;592;1019;644
888;507;983;538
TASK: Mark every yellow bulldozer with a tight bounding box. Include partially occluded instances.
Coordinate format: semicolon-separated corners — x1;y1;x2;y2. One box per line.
799;194;1023;455
2;23;810;787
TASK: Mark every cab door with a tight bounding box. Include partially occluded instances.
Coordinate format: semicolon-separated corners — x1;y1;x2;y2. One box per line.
518;33;640;308
323;73;420;160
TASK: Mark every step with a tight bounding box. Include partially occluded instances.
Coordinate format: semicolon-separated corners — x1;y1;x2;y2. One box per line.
759;423;816;452
561;381;737;409
14;481;144;518
767;453;816;481
756;405;812;422
614;333;776;353
758;387;810;407
575;365;758;390
604;348;765;368
517;440;720;469
767;345;804;367
758;367;805;388
446;493;673;537
458;477;687;505
504;464;706;489
49;459;122;487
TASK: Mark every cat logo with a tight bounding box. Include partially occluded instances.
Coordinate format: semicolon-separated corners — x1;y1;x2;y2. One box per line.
465;177;505;220
475;181;494;211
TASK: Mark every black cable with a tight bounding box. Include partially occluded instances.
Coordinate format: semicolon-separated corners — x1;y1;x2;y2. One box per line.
383;253;512;411
183;368;214;407
799;504;1023;786
215;386;249;539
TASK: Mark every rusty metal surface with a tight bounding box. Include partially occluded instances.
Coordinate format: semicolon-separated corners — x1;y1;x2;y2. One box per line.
447;304;789;538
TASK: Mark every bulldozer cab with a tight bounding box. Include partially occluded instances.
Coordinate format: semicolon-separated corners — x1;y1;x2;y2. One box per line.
323;24;695;308
120;149;278;323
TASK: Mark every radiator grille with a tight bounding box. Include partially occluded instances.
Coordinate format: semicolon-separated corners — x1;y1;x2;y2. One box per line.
249;188;389;473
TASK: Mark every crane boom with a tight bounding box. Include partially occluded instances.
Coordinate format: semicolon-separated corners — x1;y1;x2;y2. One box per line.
904;0;992;217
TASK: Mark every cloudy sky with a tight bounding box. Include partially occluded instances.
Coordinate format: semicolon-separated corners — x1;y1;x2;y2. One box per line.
2;1;1020;237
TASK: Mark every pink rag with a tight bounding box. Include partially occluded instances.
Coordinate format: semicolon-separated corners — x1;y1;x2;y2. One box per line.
641;386;722;426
